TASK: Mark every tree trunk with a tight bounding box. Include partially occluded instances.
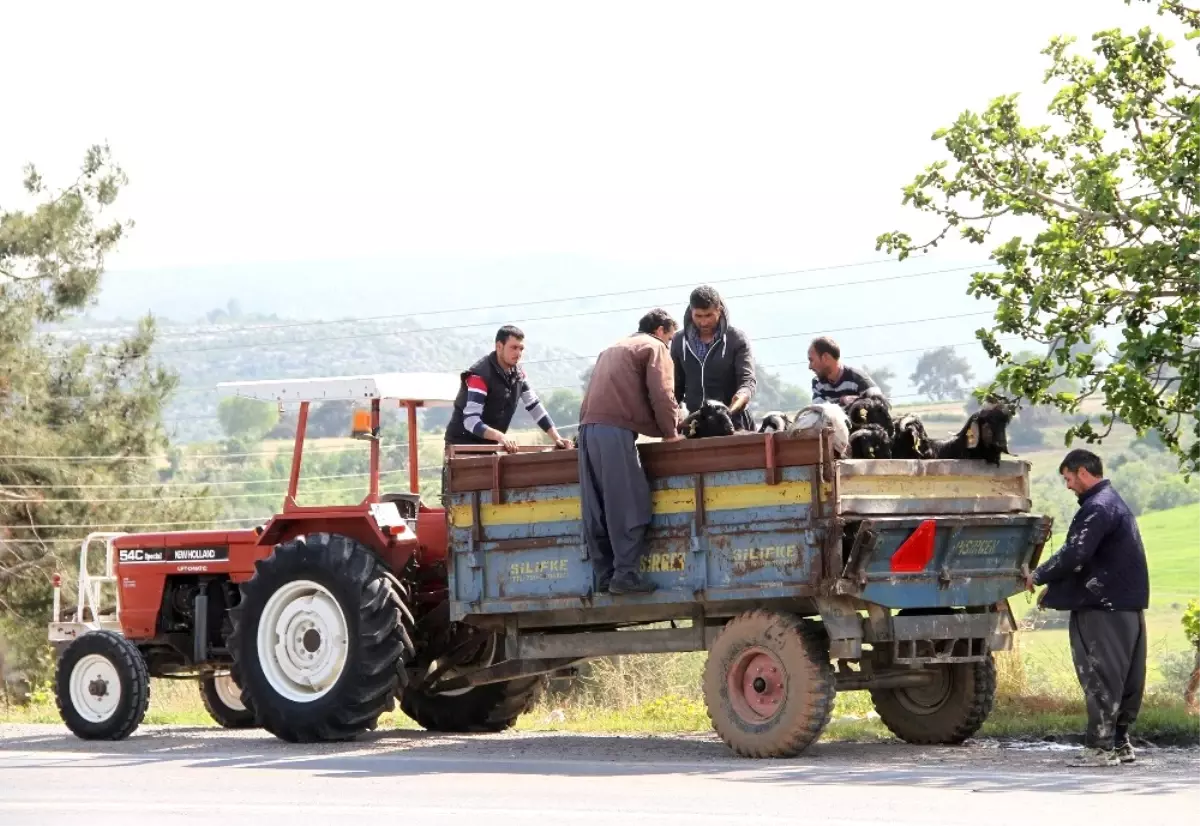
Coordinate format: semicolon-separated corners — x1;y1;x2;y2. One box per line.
1185;646;1200;716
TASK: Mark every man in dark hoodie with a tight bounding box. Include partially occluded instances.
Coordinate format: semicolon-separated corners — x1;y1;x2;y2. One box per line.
1026;449;1150;768
670;286;757;431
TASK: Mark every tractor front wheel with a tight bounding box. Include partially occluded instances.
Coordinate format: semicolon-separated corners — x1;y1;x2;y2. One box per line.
228;533;415;743
54;631;150;741
703;610;836;758
199;673;257;729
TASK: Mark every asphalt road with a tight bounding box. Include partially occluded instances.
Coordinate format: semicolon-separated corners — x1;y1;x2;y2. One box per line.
1;724;1197;825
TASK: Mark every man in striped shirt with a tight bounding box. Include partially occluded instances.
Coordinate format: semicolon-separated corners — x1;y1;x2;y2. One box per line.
807;336;887;408
444;325;572;453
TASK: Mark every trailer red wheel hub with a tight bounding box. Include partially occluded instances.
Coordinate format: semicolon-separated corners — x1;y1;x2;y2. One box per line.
727;647;787;723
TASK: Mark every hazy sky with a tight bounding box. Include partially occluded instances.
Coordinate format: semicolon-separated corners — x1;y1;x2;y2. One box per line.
2;0;1190;399
1;0;1176;274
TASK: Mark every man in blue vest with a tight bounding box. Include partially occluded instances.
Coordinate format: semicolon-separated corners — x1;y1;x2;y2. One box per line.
444;325;572;452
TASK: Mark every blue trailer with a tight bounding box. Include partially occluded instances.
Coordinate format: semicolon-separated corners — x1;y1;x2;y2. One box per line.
426;429;1052;757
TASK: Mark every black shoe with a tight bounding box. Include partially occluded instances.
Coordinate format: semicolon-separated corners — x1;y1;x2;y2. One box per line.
608;571;658;595
596;571;613;593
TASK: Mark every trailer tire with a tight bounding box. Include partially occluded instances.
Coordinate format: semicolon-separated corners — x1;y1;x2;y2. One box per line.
869;653;996;745
703;610;836;758
401;675;547;733
54;631;150;741
401;633;547;732
228;533;415;743
199;674;257;729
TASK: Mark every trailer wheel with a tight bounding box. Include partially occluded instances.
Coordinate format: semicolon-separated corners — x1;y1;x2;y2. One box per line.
199;674;257;729
54;631;150;741
703;610;836;758
869;654;996;745
228;533;415;743
401;633;546;732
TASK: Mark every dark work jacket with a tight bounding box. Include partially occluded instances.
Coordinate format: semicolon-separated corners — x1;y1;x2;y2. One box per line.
444;353;522;445
669;309;757;431
1032;480;1150;612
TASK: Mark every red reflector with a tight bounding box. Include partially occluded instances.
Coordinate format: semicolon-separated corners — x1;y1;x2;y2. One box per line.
52;573;61;587
890;520;937;573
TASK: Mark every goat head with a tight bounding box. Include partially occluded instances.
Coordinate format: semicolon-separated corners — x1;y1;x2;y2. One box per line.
846;396;894;437
757;411;792;433
933;402;1015;465
679;399;736;439
849;423;893;459
891;413;933;459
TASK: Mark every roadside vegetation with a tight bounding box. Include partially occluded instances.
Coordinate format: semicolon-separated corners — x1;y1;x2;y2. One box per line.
6;502;1196;746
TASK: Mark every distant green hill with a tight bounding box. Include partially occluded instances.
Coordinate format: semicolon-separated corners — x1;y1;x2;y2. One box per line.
46;320;589;444
1138;503;1200;611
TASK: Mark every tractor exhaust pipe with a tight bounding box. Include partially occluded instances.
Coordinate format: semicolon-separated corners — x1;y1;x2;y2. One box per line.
193;587;209;665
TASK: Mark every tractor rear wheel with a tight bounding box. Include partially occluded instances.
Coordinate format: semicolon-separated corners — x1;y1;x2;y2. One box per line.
869;654;996;745
401;633;546;732
54;631;150;741
703;610;836;758
228;533;415;743
199;673;257;729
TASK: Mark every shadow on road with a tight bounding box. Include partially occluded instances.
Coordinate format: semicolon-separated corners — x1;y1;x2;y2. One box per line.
1;726;1195;796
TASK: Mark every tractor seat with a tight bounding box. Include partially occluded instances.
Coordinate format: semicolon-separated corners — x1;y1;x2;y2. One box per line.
380;492;422;520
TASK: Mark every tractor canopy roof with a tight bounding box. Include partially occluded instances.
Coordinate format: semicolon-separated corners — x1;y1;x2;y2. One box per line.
216;372;461;406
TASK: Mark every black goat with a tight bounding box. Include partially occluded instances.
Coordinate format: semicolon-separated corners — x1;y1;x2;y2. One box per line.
679;399;736;439
928;402;1014;465
757;411;793;433
891;413;932;459
846;396;894;437
849;423;893;459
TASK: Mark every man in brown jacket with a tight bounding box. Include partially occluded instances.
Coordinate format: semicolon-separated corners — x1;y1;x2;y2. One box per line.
577;308;683;595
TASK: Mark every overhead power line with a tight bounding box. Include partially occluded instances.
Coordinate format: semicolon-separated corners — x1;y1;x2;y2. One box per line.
1;334;1010;463
57;262;994;361
109;256;983;341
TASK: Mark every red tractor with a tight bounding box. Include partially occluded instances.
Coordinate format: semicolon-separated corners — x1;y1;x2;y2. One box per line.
49;372;541;741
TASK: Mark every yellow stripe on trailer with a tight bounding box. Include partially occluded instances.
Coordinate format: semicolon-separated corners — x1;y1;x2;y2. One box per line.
450;480;815;528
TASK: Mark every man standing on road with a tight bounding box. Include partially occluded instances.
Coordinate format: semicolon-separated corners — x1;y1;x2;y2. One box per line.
577;309;682;596
807;336;887;409
1026;449;1150;768
670;286;757;431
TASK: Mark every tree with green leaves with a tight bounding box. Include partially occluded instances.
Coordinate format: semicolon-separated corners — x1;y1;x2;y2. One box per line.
542;388;582;427
217;396;280;440
748;368;811;416
1;145;217;678
878;0;1199;473
910;347;975;402
860;364;897;397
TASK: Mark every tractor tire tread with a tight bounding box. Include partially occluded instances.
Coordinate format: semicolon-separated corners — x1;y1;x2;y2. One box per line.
703;609;836;758
869;653;997;745
198;676;257;729
228;532;414;743
54;630;150;741
401;673;547;733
